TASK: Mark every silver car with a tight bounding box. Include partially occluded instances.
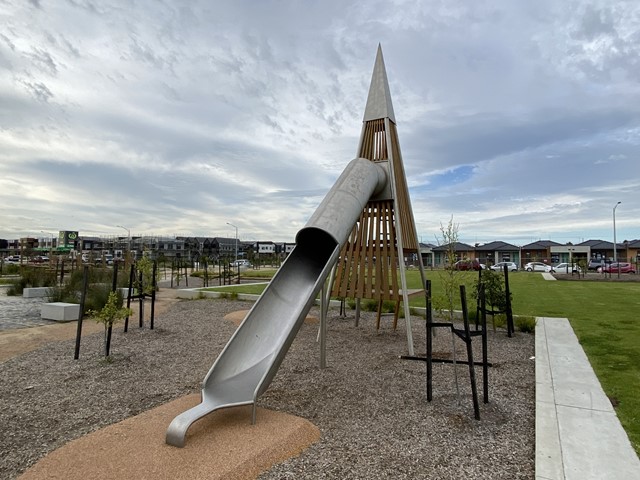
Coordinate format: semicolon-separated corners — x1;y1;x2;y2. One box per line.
490;262;518;272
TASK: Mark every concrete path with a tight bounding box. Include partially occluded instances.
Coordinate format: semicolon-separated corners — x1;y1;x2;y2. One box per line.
535;317;640;479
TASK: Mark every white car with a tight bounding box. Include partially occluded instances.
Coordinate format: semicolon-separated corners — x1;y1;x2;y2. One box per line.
490;262;518;272
524;262;553;272
230;259;251;268
553;263;581;274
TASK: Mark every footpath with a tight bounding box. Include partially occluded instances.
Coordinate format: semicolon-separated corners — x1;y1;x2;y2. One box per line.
535;317;640;479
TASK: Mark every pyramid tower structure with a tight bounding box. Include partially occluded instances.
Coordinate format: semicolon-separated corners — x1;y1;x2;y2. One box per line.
330;45;425;354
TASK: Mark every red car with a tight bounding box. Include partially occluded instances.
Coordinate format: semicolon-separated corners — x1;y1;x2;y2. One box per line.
601;262;636;274
453;259;482;271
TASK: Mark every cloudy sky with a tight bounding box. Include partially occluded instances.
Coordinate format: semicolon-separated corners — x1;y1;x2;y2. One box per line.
2;0;639;247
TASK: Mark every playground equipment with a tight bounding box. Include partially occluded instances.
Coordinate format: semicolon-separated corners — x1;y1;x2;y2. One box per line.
166;45;425;447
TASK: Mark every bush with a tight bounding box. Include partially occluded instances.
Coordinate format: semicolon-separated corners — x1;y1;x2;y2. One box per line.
480;313;535;333
344;298;402;316
2;264;20;275
47;267;130;314
473;268;511;314
83;284;114;314
515;315;536;333
6;266;57;296
218;291;238;300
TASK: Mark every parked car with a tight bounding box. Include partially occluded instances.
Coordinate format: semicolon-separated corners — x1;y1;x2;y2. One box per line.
453;259;482;271
601;262;636;274
31;255;49;264
4;255;21;264
524;262;553;272
553;262;581;274
94;254;114;266
588;259;606;271
230;259;251;268
489;262;518;272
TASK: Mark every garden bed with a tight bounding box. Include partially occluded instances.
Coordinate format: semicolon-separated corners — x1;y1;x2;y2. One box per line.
0;298;535;479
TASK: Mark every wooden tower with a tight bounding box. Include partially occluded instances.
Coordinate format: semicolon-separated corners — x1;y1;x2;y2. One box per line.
330;45;426;355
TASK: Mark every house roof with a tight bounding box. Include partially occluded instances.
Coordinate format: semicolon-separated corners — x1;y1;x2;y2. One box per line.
521;240;562;249
475;241;520;251
578;239;614;249
432;242;475;252
212;237;237;247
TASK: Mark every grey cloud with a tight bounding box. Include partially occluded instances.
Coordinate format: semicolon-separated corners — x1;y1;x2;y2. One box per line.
2;1;639;245
573;5;616;41
18;79;54;102
26;47;58;75
404;105;640;176
0;34;16;52
127;35;177;72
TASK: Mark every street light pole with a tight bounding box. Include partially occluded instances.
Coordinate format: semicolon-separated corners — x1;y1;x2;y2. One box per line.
226;222;238;264
613;202;621;264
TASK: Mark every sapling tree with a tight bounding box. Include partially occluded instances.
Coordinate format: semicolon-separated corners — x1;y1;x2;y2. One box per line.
90;290;132;358
135;254;155;295
473;268;512;330
433;216;464;322
576;258;587;278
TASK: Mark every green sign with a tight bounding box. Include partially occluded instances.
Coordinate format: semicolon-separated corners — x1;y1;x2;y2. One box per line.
59;231;79;249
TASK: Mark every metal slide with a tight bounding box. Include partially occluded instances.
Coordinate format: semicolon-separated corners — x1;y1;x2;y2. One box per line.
166;157;387;447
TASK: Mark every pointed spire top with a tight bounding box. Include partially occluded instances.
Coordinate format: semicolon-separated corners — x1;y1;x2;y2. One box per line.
363;44;396;123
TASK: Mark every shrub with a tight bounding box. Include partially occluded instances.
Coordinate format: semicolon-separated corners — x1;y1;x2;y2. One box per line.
2;264;20;275
217;291;238;300
473;268;511;315
46;267;129;314
83;284;114;314
492;313;507;329
515;315;536;333
6;266;57;296
46;285;78;303
362;299;377;312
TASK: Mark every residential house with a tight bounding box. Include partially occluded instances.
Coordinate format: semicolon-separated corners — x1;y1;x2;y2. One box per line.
432;242;476;267
475;241;520;266
520;240;562;266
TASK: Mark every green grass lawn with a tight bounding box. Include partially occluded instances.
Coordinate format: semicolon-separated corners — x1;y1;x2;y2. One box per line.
201;267;640;455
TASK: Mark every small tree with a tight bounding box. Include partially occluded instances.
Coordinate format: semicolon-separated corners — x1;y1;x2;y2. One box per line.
576;258;587;278
433;216;465;322
473;268;512;330
90;291;132;358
